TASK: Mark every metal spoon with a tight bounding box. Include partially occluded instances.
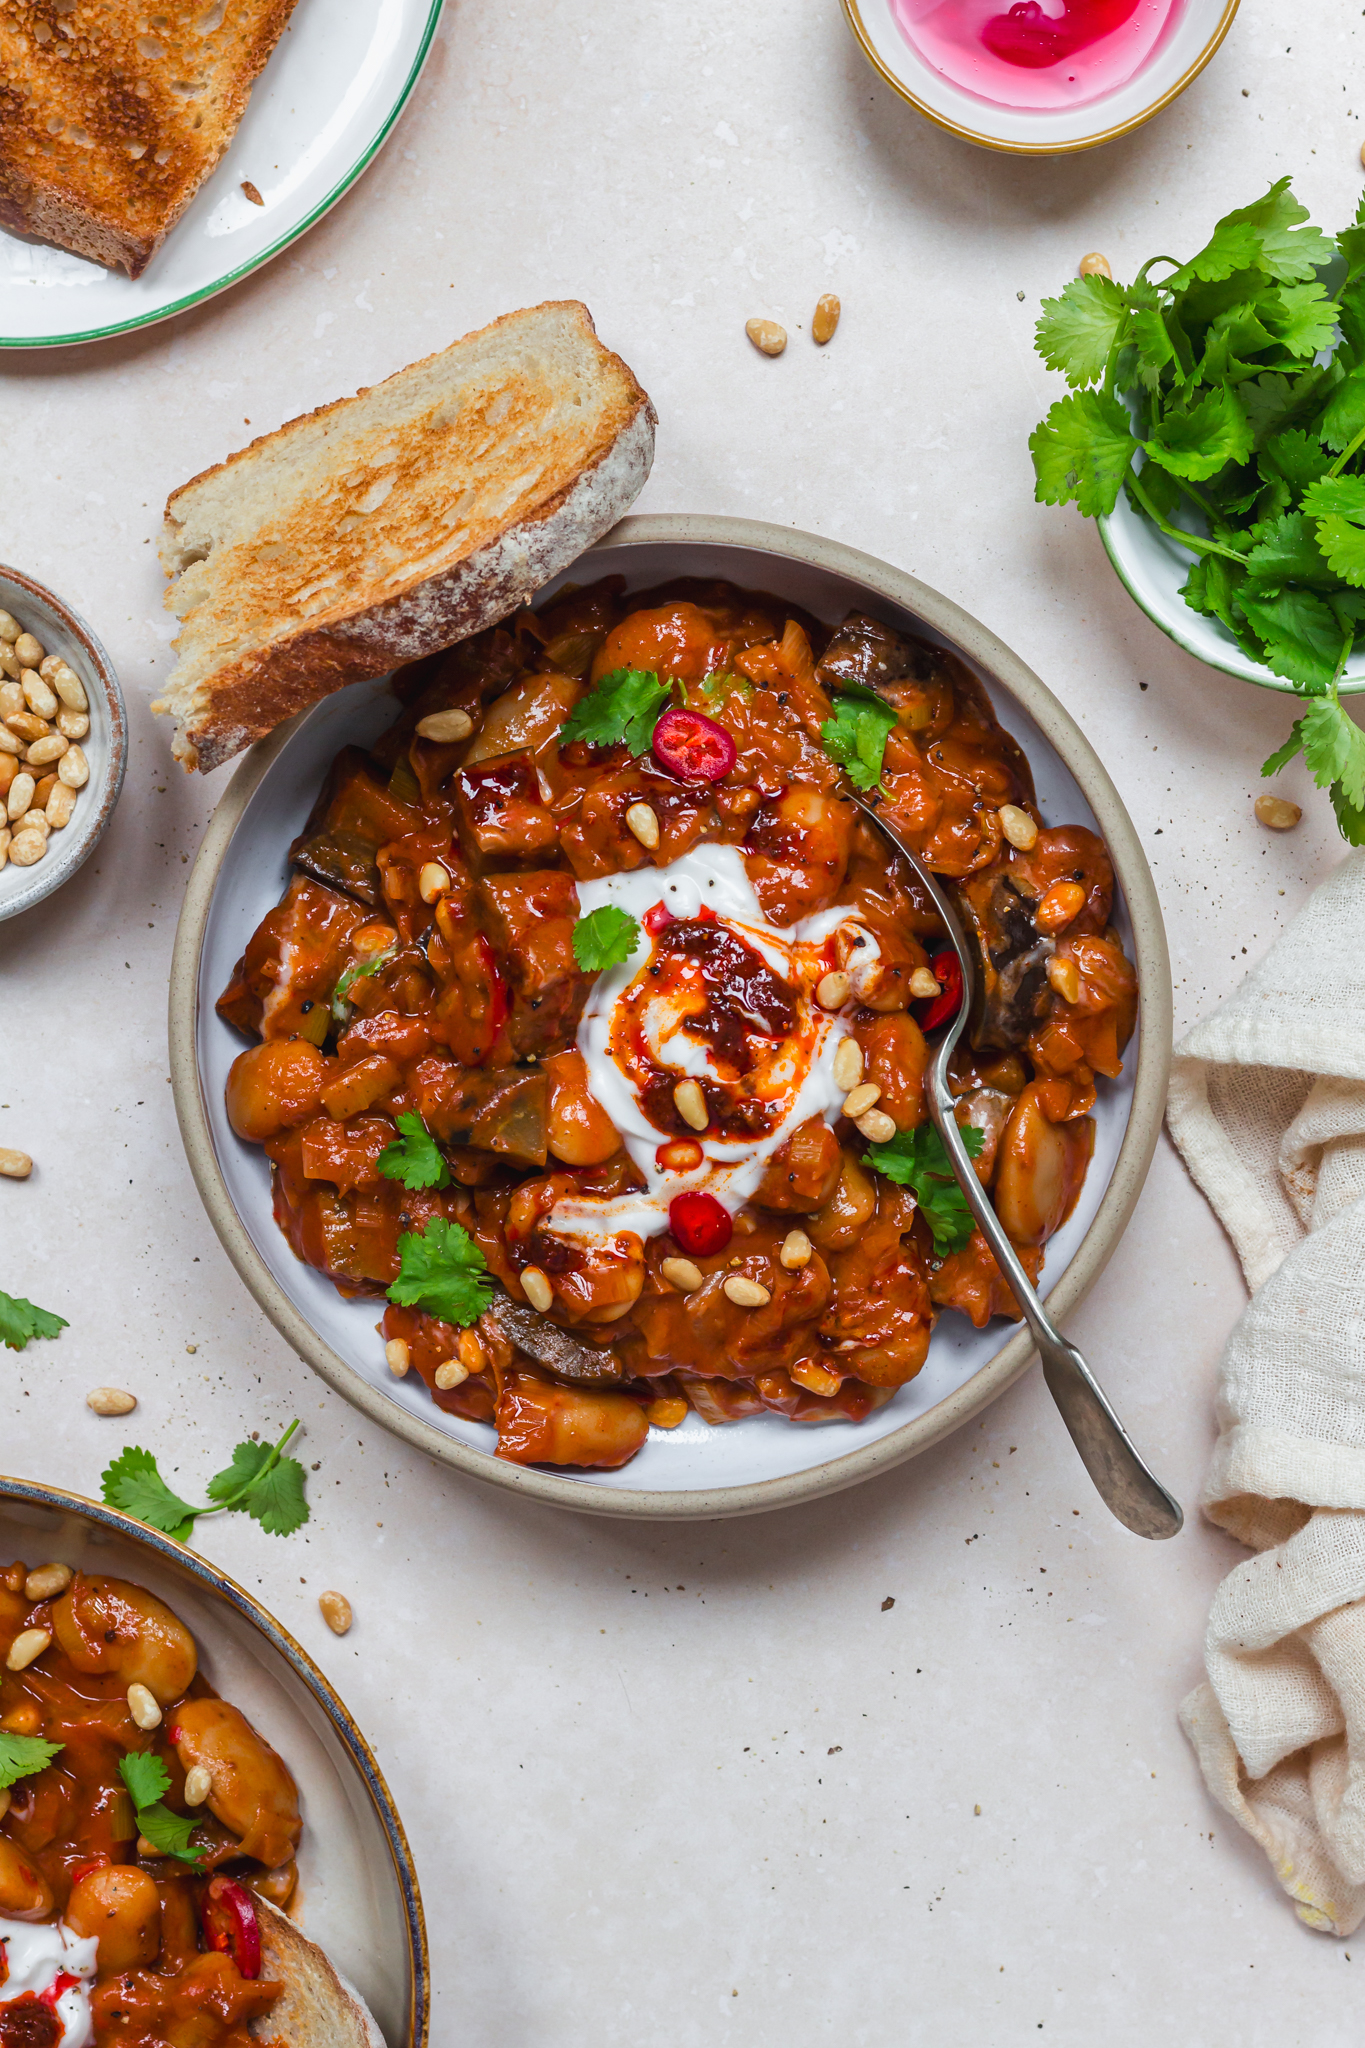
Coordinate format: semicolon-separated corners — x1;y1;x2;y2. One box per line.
850;795;1182;1541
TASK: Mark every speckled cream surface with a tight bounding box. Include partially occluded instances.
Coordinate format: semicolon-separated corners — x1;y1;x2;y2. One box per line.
2;0;1364;2039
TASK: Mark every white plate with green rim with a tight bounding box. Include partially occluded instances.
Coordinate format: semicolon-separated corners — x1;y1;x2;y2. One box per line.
0;0;443;351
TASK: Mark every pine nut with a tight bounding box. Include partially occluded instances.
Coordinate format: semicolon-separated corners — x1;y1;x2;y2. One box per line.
8;828;45;866
384;1337;410;1377
136;1836;161;1860
0;650;17;682
745;317;787;356
661;1256;703;1292
57;744;89;789
23;1563;71;1601
625;801;660;850
26;734;67;767
998;803;1038;851
812;293;841;344
0;828;9;872
7;1628;51;1671
415;708;473;742
14;634;44;668
127;1682;162;1731
645;1396;689;1429
1035;881;1086;933
457;1328;487;1373
87;1387;137;1416
1047;955;1081;1004
522;1266;553;1313
908;967;941;999
16;813;48;838
0;611;18;643
0;1789;10;1822
780;1230;813;1270
32;775;56;810
434;1358;469;1390
6;712;49;743
842;1082;881;1119
0;1149;32;1179
856;1108;897;1143
831;1036;863;1092
0;681;20;718
723;1274;771;1308
21;671;57;719
1255;794;1302;830
183;1765;214;1805
47;663;86;712
417;862;450;904
791;1359;842;1397
318;1591;352;1637
55;708;88;740
673;1078;709;1130
46;784;75;829
0;727;19;756
816;970;851;1010
1078;251;1112;278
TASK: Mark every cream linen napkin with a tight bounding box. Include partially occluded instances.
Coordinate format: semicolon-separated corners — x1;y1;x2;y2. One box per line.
1166;848;1365;1934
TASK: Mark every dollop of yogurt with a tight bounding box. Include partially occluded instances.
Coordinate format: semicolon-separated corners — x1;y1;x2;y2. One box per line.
0;1917;98;2046
553;845;880;1244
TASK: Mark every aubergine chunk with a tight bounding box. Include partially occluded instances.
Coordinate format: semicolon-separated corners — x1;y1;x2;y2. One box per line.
476;869;588;1056
957;867;1052;1051
216;873;367;1042
815;612;921;693
289;747;425;908
412;1057;549;1168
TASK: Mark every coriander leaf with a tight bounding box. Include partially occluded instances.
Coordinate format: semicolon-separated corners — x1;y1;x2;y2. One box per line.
1033;275;1127;388
378;1112;450;1192
0;1732;63;1791
388;1217;494;1328
1207;300;1277;360
119;1751;171;1811
1240;370;1319;448
0;1290;68;1352
572;905;642;972
1331;781;1365;845
204;1440;273;1505
1125;458;1183;523
1143;384;1253;481
863;1122;986;1256
1261;281;1339;359
1301;475;1365;522
1168;180;1334;291
819;686;899;791
559;669;673;756
1029;390;1138;517
1299;697;1365;810
1128;303;1176;385
1321;368;1365;453
1262;723;1305;778
102;1447;199;1545
1243;514;1337;591
1314;516;1365;589
129;1799;205;1867
1258;428;1332;495
332;946;395;1023
242;1455;309;1539
1238;588;1346;692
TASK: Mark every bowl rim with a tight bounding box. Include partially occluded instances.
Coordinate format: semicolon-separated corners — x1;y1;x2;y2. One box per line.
838;0;1240;156
0;563;128;921
168;512;1173;1521
0;1470;430;2047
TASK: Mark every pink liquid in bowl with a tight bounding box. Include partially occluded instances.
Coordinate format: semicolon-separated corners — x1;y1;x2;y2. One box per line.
891;0;1188;111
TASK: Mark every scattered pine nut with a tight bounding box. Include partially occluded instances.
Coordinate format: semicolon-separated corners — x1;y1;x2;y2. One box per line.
0;611;90;851
127;1682;162;1731
908;967;941;999
415;708;473;742
46;784;76;829
625;801;660;850
1047;955;1081;1005
13;633;44;668
384;1338;410;1377
8;828;46;867
998;803;1038;851
745;318;787;357
842;1082;881;1120
457;1327;487;1374
0;727;20;757
23;1563;71;1601
87;1387;137;1416
1035;881;1086;932
0;611;18;643
0;1148;32;1179
673;1078;709;1131
780;1230;813;1270
183;1765;213;1805
434;1358;469;1390
21;671;57;720
791;1359;842;1397
47;662;87;713
723;1274;771;1308
55;708;88;740
1078;252;1112;278
856;1108;897;1144
812;294;841;345
645;1396;689;1429
6;772;34;821
7;1627;51;1671
57;744;89;789
816;970;850;1010
661;1256;704;1292
0;827;9;872
417;862;451;904
1255;794;1301;830
26;734;66;767
832;1036;863;1092
318;1591;352;1636
521;1266;553;1313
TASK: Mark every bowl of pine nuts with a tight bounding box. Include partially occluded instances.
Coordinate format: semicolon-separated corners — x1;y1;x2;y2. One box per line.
0;565;126;922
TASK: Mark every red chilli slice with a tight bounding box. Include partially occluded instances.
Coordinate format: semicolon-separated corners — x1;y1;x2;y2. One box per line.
669;1190;733;1258
201;1874;263;1980
651;708;736;783
643;901;674;937
913;950;963;1033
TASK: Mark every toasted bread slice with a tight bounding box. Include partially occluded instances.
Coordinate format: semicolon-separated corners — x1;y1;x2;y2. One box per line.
152;300;656;773
0;0;298;278
251;1898;387;2046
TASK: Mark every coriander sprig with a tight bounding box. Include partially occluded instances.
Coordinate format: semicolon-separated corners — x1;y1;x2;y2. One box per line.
387;1217;494;1328
862;1122;985;1256
119;1753;205;1867
0;1288;67;1352
0;1731;63;1791
102;1421;309;1546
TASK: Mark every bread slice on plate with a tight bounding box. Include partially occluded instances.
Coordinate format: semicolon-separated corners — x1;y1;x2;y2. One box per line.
251;1898;387;2046
152;299;657;773
0;0;299;277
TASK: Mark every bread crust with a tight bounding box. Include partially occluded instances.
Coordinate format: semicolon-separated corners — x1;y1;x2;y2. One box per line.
250;1897;387;2047
155;302;657;772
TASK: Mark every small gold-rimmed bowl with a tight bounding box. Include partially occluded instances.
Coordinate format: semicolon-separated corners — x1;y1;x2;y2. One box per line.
840;0;1239;156
0;565;127;923
0;1475;430;2047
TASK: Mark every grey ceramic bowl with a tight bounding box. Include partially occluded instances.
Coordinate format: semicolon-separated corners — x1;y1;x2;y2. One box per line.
0;1476;429;2047
169;514;1173;1521
0;565;127;921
